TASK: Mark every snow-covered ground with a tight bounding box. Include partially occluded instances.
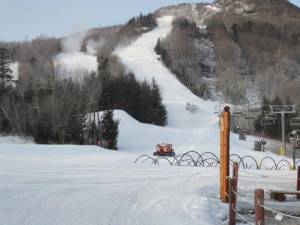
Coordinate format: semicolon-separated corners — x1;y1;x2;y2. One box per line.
55;52;97;80
1;16;298;225
9;62;19;82
0;135;32;144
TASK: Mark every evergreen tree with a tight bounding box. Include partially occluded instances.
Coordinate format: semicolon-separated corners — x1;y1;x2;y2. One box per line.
137;81;153;123
151;78;167;126
0;48;13;91
154;38;162;55
99;110;119;150
65;110;86;144
34;111;54;144
154;39;171;67
97;70;167;126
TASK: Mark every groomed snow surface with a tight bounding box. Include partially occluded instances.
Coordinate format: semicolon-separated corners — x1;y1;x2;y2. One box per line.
1;16;298;225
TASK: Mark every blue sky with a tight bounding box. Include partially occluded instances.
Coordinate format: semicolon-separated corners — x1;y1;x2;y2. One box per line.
1;0;299;42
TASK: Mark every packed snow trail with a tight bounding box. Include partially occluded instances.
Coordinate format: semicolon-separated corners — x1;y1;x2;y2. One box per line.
114;16;283;160
116;16;216;129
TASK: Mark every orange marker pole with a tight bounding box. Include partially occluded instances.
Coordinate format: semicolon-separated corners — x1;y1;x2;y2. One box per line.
220;106;230;203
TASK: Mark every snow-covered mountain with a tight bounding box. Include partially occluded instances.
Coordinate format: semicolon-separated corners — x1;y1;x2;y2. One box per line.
51;0;300;107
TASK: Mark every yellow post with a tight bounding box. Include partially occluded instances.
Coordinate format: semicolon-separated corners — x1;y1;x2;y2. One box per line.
279;147;286;156
220;106;230;203
279;147;283;156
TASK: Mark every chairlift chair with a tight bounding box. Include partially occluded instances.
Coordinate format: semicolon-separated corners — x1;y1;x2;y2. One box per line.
288;130;300;168
290;117;300;127
288;130;300;149
233;111;243;116
214;104;223;114
260;114;277;126
232;105;244;115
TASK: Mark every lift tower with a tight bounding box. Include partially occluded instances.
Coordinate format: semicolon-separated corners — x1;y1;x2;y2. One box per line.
270;105;296;155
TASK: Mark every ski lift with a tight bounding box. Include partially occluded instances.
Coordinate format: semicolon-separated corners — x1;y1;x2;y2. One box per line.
214;104;223;114
290;117;300;127
244;116;255;120
288;130;300;168
260;114;277;126
288;130;300;149
232;105;244;116
233;110;243;116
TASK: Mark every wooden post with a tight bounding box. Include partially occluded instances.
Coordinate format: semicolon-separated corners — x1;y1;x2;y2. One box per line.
297;166;300;200
220;106;230;203
229;177;237;225
255;189;265;225
232;162;239;191
232;162;239;178
220;110;224;201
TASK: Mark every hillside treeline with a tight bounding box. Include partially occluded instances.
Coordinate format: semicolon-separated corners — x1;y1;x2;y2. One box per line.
207;5;300;105
0;13;166;144
0;52;167;144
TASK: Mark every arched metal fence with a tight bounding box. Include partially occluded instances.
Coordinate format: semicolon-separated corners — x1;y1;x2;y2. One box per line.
135;151;298;170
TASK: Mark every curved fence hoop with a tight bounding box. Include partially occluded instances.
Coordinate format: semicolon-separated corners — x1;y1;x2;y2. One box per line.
240;155;259;170
260;156;278;170
135;152;297;170
156;156;174;166
276;159;292;170
177;151;203;166
230;154;246;169
135;155;154;163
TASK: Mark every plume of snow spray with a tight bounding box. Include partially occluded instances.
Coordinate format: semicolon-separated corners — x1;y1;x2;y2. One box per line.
61;26;88;53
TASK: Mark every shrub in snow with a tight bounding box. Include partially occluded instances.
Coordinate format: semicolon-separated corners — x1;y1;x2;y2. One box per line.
99;110;119;150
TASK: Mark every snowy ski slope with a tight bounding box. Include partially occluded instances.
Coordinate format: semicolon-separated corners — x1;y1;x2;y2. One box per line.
0;16;297;225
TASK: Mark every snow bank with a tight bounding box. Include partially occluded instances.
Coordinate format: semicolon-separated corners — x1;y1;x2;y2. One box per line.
9;62;19;81
205;5;222;12
0;135;33;144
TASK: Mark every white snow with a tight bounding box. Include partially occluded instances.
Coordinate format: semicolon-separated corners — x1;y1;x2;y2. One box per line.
205;5;222;13
55;52;97;80
9;62;19;82
0;144;229;225
55;30;98;80
0;16;298;225
0;135;33;144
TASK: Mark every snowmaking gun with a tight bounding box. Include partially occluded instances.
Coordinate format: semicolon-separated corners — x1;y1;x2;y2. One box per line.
153;143;175;157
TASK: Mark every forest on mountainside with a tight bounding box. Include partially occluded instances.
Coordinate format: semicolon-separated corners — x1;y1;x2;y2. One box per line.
0;13;166;145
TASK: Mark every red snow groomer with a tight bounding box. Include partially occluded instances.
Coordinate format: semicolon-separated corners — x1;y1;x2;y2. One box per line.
153;143;175;157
